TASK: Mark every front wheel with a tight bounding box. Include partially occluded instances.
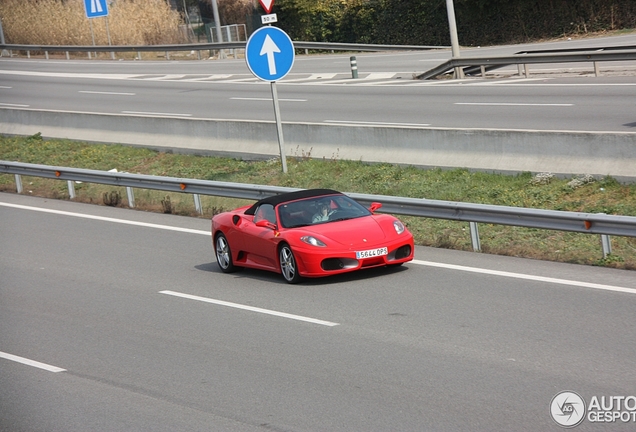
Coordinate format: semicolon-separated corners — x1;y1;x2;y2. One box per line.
215;233;238;273
279;244;301;284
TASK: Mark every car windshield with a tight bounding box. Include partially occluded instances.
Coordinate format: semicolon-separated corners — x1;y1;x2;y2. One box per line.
277;195;372;229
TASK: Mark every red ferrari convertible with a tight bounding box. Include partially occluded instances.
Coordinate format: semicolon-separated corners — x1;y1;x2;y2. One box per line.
211;189;414;283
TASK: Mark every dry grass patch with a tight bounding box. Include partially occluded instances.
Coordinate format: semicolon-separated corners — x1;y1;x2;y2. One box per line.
0;0;184;46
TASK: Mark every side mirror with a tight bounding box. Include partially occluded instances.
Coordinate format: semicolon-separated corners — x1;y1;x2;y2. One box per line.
369;202;382;213
255;220;277;230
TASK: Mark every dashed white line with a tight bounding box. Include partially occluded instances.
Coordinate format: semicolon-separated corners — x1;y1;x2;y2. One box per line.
230;97;307;102
325;120;431;127
455;102;573;107
121;111;192;117
79;90;135;96
160;290;340;326
0;102;29;107
0;351;66;373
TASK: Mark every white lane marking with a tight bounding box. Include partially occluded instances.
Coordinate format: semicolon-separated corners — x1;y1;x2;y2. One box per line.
0;202;209;235
160;290;340;327
0;86;12;89
0;102;29;107
470;78;549;85
325;120;431;127
121;111;192;117
361;72;396;80
185;74;233;81
455;102;573;107
0;351;66;373
147;75;186;80
79;90;135;96
411;260;636;295
230;97;307;102
282;73;338;82
0;69;138;80
3;201;634;295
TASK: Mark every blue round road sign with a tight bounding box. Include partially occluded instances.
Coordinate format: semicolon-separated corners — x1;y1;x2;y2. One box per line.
245;26;295;82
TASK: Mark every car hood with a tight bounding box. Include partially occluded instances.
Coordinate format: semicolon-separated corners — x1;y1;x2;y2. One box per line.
302;216;388;247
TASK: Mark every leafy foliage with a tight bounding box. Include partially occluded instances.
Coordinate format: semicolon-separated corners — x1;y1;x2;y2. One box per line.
273;0;635;45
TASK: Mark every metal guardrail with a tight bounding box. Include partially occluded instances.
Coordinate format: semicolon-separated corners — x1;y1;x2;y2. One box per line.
416;47;636;79
1;161;634;256
0;41;446;56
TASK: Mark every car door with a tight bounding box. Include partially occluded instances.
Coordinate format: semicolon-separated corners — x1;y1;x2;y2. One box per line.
236;203;280;270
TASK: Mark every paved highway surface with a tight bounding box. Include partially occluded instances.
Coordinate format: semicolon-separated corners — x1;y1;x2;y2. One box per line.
1;33;635;132
2;193;636;431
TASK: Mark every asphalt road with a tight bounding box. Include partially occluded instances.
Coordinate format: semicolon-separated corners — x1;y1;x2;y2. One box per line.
1;33;635;132
2;193;636;431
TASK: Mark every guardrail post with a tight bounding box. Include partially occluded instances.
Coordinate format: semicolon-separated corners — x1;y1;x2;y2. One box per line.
469;221;481;252
65;51;70;60
45;51;49;60
524;64;529;78
350;56;358;79
601;234;612;258
517;64;523;76
67;181;76;199
193;194;203;214
126;187;135;208
480;65;486;78
14;174;22;193
594;62;600;77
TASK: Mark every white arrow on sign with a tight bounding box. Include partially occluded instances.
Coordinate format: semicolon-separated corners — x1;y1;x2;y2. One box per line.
260;34;281;76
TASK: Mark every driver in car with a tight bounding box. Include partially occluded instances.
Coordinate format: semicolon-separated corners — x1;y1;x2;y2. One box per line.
312;203;334;223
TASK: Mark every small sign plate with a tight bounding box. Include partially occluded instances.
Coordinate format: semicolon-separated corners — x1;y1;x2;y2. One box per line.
261;14;278;24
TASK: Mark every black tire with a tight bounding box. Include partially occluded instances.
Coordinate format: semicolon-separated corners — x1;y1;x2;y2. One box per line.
215;233;238;273
279;244;301;284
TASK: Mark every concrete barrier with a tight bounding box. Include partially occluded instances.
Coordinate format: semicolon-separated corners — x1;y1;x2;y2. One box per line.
1;107;635;180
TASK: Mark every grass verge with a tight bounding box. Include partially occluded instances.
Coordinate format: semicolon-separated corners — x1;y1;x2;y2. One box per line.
2;134;636;270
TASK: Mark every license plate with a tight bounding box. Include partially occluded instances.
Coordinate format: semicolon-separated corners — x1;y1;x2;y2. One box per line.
356;247;388;259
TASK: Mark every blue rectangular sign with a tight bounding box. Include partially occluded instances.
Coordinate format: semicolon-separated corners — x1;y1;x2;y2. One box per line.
84;0;109;18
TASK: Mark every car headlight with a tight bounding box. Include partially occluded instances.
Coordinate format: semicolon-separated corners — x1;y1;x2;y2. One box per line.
393;220;405;234
300;236;326;247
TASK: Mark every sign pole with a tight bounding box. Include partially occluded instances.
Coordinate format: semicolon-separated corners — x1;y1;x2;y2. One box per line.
210;0;225;58
0;19;8;57
105;16;114;59
270;81;287;173
445;0;463;78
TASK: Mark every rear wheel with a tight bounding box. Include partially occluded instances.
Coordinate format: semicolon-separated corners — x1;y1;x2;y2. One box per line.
215;233;238;273
279;244;301;284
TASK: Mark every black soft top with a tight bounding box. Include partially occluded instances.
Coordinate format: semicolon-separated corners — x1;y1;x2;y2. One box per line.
244;189;341;215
